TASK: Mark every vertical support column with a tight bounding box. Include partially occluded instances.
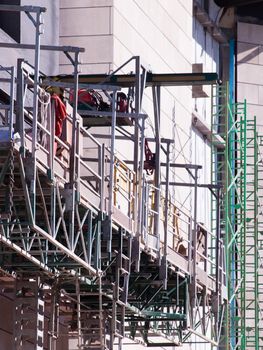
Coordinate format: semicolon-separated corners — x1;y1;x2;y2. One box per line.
95;214;102;270
31;9;43;220
86;210;93;265
190;168;198;325
133;56;141;179
76;120;81;195
50;102;56;238
98;274;104;350
152;85;161;261
37;291;45;350
8;66;15;139
68;51;80;250
48;280;60;350
214;188;221;340
132;57;142;272
16;59;25;155
228;39;236;350
99;143;105;213
107;91;117;257
76;279;82;348
135;114;146;271
161;141;171;289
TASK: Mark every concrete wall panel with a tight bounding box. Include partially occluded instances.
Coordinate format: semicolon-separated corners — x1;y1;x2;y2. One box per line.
155;0;192;36
21;0;60;75
238;82;259;105
238;21;263;46
60;35;113;65
60;0;113;8
237;21;263;130
60;62;112;75
238;62;263;85
0;1;59;76
60;7;111;36
113;0;192;71
238;42;259;65
59;2;113;74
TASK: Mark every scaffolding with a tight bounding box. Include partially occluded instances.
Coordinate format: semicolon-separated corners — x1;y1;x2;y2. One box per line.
211;84;247;349
257;133;263;349
0;4;227;350
211;80;263;349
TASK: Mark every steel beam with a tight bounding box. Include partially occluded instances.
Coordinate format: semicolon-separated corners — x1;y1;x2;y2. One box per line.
52;72;218;87
0;42;84;52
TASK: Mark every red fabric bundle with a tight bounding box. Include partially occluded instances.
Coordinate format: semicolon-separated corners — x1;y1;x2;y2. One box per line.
51;94;67;137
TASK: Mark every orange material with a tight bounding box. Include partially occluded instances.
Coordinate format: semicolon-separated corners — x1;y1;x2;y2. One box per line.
51;94;67;137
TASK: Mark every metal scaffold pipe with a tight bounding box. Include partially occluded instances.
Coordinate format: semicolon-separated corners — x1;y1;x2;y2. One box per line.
107;91;117;256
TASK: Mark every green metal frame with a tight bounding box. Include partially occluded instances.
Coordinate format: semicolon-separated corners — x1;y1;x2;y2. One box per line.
212;83;261;349
257;133;263;349
245;116;259;349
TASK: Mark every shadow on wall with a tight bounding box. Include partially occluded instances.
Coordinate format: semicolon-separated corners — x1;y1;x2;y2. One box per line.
237;45;259;65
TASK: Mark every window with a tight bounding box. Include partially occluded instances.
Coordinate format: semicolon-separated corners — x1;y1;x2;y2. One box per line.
0;0;20;43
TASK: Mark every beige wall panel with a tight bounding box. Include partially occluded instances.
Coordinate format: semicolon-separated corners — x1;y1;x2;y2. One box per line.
113;2;192;72
0;4;59;76
237;83;259;105
154;0;192;36
21;0;60;75
59;3;113;73
60;0;113;8
237;63;263;84
238;21;263;45
237;22;263;131
60;35;113;65
60;63;112;75
258;46;263;65
258;85;263;105
0;29;24;69
246;104;263;119
132;0;192;62
60;7;111;36
237;42;259;65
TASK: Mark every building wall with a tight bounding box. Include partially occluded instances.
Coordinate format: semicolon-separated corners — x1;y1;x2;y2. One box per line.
0;0;59;84
237;21;263;124
59;0;114;74
21;0;60;75
193;7;220;228
237;20;263;348
112;0;194;214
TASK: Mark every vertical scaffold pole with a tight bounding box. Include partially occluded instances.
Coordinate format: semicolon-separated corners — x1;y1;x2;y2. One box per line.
162;140;171;289
107;91;117;256
152;85;161;261
31;8;43;220
68;51;80;249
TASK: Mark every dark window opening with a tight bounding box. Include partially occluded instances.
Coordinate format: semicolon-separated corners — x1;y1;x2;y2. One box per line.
238;3;263;22
202;0;210;13
0;0;20;43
